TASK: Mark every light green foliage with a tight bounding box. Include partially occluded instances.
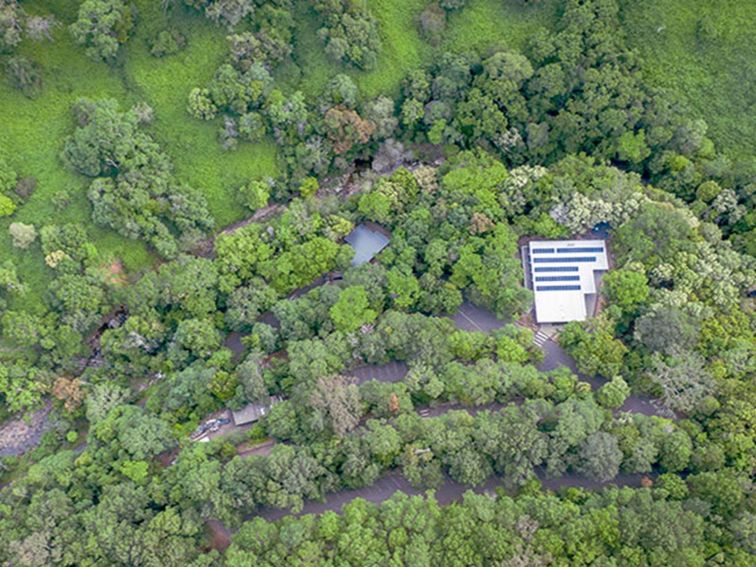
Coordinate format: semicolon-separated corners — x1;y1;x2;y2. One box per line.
170;318;222;362
214;225;274;293
494;334;529;364
261;237;344;294
0;194;15;217
330;286;377;333
120;460;149;483
441;150;508;219
450;224;531;319
0;362;50;413
358;190;393;223
238;179;270;211
92;404;175;460
616;129;651;164
299;177;319;198
603;268;650;312
596;376;631;409
448;330;491;361
560;322;628;379
386;268;421;310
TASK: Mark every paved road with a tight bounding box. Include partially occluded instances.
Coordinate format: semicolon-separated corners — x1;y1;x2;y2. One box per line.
538;337;672;418
254;468;652;523
450;302;508;332
416;401;509;418
350;361;409;385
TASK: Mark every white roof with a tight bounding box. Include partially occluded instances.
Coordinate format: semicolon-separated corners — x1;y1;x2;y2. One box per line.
527;240;608;324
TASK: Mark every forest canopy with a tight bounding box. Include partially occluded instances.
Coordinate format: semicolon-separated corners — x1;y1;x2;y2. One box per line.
0;1;753;565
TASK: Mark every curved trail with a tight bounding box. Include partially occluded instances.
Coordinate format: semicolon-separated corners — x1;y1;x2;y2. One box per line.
254;469;652;523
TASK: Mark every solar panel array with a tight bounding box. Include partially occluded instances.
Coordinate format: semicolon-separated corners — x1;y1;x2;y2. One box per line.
534;266;579;272
535;275;580;282
555;246;603;253
533;256;596;263
527;240;608;322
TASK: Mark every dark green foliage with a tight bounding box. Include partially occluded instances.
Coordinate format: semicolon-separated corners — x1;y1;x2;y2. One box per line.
0;1;753;564
63;98;213;257
70;0;135;62
5;55;42;97
149;28;186;57
315;0;382;70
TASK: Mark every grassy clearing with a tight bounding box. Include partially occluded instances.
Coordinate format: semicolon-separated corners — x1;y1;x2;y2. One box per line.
0;1;278;308
287;0;429;100
0;7;147;311
0;0;561;308
443;0;559;54
619;0;756;159
291;0;558;99
123;2;279;227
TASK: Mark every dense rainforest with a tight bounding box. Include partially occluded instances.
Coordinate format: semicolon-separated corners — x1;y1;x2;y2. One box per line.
0;1;753;565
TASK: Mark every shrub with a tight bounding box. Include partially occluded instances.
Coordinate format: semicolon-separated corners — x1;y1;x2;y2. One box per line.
9;222;37;249
149;28;186;57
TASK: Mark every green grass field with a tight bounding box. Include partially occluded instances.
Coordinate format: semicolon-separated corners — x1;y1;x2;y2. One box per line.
291;0;558;98
619;0;756;159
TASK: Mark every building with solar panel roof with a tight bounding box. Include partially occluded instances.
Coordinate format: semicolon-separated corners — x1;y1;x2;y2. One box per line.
523;240;608;323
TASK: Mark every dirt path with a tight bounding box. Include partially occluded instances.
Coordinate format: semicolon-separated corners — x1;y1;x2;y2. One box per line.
192;170;355;257
0;402;53;457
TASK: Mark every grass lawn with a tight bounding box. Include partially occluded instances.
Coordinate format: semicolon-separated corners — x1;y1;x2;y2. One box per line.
619;0;756;159
0;3;146;312
291;0;558;99
123;1;279;228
